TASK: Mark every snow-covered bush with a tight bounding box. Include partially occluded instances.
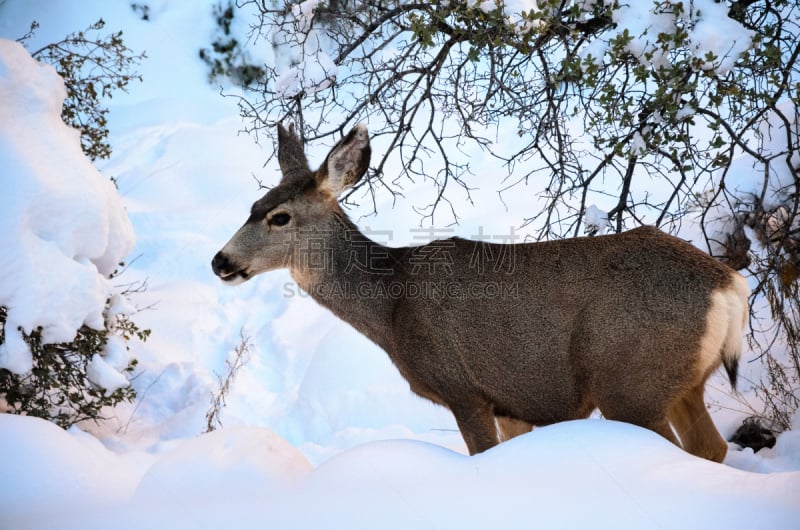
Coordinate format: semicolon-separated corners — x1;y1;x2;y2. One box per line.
0;38;146;428
0;306;145;429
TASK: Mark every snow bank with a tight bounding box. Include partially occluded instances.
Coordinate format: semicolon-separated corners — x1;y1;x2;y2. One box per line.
0;414;140;529
134;426;312;502
2;416;798;530
0;39;135;373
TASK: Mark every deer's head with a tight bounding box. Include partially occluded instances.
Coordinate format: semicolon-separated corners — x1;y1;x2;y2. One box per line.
211;123;370;284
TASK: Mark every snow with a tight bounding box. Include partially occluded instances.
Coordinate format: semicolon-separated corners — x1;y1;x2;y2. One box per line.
133;426;312;502
584;204;610;234
291;0;319;32
602;0;754;74
1;414;798;529
275;1;338;98
275;47;337;98
87;334;133;395
631;129;647;154
0;414;141;529
0;1;798;529
470;0;542;32
689;1;754;74
87;353;130;396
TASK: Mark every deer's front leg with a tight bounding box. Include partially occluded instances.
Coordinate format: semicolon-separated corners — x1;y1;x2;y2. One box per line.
451;402;500;455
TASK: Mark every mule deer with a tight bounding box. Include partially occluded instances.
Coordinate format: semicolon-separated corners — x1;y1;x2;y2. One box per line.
212;123;749;462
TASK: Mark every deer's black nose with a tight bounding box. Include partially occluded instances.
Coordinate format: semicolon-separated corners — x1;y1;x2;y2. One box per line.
211;251;231;276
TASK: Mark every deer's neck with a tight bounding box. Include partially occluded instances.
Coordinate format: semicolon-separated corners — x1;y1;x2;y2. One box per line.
290;213;399;351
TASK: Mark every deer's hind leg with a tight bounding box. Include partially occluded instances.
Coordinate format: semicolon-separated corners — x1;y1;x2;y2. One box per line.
495;416;533;442
598;397;682;450
668;384;728;463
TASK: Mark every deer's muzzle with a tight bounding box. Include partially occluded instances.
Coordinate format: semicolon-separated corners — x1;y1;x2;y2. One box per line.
211;251;249;284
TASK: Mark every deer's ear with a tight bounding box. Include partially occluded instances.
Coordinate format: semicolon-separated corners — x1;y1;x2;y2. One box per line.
319;124;371;197
277;122;310;182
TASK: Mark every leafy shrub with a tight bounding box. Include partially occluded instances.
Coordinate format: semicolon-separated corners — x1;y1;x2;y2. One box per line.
19;19;145;161
0;302;148;429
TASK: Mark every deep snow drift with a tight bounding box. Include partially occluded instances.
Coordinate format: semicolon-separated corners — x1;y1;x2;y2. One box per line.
0;1;798;529
2;413;799;530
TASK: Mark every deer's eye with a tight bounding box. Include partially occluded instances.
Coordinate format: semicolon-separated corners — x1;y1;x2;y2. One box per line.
268;212;291;227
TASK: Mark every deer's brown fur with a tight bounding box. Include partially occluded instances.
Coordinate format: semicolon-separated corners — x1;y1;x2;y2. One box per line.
212;124;748;461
